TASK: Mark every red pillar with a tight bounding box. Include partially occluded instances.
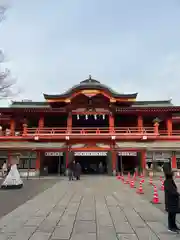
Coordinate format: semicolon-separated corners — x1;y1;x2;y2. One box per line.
153;122;159;135
67;113;72;133
109;113;114;132
171;152;177;169
137;115;143;132
35;151;40;170
166;118;172;136
23;123;27;135
10;119;15;136
38;116;44;128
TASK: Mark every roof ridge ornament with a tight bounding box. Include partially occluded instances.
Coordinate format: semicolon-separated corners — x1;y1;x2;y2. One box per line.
88;74;92;82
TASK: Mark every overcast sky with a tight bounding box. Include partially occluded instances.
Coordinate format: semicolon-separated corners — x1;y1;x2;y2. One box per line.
1;0;180;105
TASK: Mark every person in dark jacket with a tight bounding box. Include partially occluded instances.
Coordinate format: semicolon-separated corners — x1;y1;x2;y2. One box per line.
75;162;81;180
164;172;180;232
163;162;171;176
7;163;11;175
68;160;75;181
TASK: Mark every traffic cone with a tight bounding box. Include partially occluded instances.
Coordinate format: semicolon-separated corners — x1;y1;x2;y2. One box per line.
130;179;135;188
136;181;144;194
149;176;153;185
133;173;136;181
176;171;180;179
116;174;121;180
151;185;160;204
125;172;130;184
124;178;129;184
160;180;164;191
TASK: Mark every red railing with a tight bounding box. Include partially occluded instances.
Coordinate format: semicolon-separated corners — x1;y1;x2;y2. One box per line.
24;127;156;136
1;127;180;139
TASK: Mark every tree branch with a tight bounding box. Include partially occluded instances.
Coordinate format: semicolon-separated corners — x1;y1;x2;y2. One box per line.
0;3;19;99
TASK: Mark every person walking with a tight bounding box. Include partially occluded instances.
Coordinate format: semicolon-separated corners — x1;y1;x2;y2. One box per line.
75;162;81;180
99;162;104;174
163;162;171;176
67;160;75;181
164;171;180;233
2;161;7;177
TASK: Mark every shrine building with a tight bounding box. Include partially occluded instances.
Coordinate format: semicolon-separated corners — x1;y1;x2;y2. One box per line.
0;75;180;176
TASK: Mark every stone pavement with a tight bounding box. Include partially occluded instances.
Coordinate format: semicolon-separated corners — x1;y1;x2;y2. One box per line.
0;179;58;218
0;176;179;240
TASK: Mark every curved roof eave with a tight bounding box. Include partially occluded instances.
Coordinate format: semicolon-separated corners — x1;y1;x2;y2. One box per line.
44;84;138;99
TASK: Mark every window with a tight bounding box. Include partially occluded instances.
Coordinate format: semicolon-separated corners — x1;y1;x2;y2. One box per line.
18;157;36;169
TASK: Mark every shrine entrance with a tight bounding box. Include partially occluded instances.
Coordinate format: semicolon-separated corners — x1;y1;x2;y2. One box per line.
117;152;138;174
41;152;64;175
74;152;108;174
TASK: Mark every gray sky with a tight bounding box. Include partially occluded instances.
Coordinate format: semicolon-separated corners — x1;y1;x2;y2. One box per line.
1;0;180;105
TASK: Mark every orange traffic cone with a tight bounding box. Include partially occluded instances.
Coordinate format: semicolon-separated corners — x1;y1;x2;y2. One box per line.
160;180;164;191
116;174;121;180
151;185;160;204
128;172;131;180
130;179;135;188
133;173;136;181
176;171;180;179
124;178;129;184
136;181;144;194
125;172;130;184
149;176;153;185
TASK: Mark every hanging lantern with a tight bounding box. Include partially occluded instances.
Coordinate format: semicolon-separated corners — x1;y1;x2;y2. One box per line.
77;114;80;120
94;115;97;120
85;115;88;120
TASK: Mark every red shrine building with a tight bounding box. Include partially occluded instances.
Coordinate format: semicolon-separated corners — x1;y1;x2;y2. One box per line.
0;75;180;176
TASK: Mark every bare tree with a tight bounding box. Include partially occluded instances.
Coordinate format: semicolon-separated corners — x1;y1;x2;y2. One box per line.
0;3;18;99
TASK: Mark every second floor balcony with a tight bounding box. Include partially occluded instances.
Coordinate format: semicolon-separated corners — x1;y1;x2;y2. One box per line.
0;126;180;140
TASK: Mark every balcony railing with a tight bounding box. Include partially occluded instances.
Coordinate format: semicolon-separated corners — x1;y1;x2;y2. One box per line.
24;127;155;136
0;127;180;139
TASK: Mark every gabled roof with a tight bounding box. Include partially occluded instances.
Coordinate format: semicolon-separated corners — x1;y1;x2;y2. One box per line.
132;100;173;107
10;101;50;108
43;75;138;100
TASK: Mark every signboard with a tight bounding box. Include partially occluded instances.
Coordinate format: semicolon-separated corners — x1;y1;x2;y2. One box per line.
146;151;172;162
118;152;137;156
146;158;170;163
45;152;63;156
74;152;107;156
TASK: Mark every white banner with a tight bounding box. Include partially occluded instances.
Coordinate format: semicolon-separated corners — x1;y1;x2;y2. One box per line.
74;152;107;156
118;152;137;156
45;152;63;156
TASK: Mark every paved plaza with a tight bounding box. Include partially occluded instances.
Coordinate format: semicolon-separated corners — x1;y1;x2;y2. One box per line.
0;176;179;240
0;179;58;218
